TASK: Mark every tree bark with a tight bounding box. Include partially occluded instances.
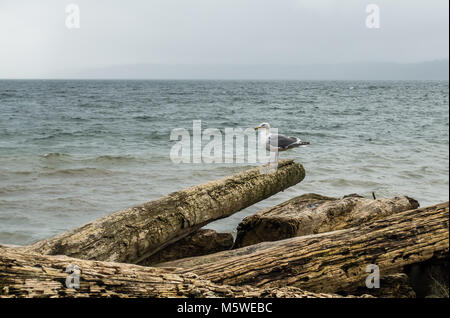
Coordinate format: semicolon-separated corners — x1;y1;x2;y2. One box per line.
159;202;449;295
0;246;344;298
25;160;305;264
234;193;419;248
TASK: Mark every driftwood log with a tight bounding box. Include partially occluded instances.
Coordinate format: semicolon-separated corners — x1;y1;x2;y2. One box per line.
0;246;346;298
25;160;305;264
234;193;419;248
158;202;449;296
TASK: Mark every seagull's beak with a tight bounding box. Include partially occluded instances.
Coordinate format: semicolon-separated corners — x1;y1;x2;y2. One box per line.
254;126;260;131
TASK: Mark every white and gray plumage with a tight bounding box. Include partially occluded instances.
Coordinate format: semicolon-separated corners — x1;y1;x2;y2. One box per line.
254;123;309;160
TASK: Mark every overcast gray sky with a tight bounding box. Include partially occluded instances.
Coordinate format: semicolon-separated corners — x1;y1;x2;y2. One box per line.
0;0;448;78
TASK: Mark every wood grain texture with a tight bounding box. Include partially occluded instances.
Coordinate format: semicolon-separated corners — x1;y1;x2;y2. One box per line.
234;193;419;248
163;202;449;294
0;246;346;298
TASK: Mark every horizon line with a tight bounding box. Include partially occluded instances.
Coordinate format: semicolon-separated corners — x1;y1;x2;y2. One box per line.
1;78;449;81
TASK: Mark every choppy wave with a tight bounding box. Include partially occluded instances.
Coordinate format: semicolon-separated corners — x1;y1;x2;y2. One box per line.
0;231;32;245
134;115;158;121
87;155;140;164
30;132;79;141
365;85;391;90
0;92;17;98
0;185;30;194
210;165;258;174
39;167;116;177
41;152;72;159
327;178;383;188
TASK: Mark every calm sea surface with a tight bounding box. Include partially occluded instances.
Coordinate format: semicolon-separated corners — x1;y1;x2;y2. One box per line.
0;80;448;245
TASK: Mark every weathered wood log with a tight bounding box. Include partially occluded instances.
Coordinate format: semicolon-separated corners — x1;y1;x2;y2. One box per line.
159;202;449;296
25;160;305;264
137;229;234;266
234;193;419;248
0;246;346;298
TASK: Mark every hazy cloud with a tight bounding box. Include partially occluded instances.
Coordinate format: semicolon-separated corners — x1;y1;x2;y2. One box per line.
0;0;448;78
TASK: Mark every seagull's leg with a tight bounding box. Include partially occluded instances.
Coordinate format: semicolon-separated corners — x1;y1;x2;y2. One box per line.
275;151;280;169
268;151;279;172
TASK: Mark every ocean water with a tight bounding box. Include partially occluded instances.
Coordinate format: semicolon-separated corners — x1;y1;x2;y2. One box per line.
0;80;448;246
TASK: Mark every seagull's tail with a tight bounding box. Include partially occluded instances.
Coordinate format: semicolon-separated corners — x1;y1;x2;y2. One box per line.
295;140;310;147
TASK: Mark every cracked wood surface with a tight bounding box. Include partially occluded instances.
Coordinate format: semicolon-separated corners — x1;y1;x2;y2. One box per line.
160;202;449;294
234;193;419;248
0;246;346;298
24;160;305;263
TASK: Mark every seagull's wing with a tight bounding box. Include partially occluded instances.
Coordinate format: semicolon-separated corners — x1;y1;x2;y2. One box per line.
269;134;310;150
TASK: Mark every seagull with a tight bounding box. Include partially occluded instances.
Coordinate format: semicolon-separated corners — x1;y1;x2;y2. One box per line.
254;122;309;163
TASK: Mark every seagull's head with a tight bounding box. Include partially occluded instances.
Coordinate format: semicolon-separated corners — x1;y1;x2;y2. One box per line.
254;122;271;132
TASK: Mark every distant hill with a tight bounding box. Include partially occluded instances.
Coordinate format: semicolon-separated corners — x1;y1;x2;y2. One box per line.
71;60;449;80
